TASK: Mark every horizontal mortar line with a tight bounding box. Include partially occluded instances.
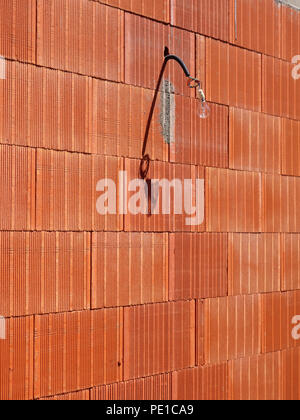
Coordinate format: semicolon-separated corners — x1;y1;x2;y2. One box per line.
37;372;172;400
2;45;298;103
3;110;300;156
212;348;291;365
3;61;300;124
26;346;294;400
2;230;300;234
169;22;298;65
32;347;290;400
2;125;300;168
89;0;300;65
2;291;293;320
1;56;123;86
34;360;239;400
0;141;231;170
89;0;171;26
0;142;175;164
8;153;281;176
198;231;300;234
36;387;92;400
1;56;200;101
227;166;300;177
259;109;300;124
229;104;300;125
172;347;300;378
4;290;293;322
2;298;199;320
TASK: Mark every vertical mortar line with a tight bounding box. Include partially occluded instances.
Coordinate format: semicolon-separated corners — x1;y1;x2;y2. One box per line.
90;231;93;311
122;148;125;382
168;232;170;302
35;0;38;64
227;359;230;400
193;31;197;168
122;305;125;382
226;233;229;296
123;156;125;231
195;298;198;366
194;31;197;85
227;105;230;177
33;314;36;399
123;10;126;84
235;0;238;41
261;53;263;116
35;148;38;231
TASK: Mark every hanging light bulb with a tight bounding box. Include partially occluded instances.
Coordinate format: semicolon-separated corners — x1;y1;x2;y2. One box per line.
187;76;210;119
197;86;210;119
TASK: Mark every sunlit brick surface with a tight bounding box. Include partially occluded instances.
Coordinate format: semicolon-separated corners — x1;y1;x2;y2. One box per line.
0;0;300;401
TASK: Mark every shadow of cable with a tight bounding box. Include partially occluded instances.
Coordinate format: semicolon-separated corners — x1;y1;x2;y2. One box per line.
139;48;170;180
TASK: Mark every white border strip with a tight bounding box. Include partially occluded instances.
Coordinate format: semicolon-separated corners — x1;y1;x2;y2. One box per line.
0;56;6;80
0;316;6;340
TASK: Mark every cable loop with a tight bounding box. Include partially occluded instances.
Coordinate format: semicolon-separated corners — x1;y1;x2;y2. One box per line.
140;154;150;179
187;77;201;89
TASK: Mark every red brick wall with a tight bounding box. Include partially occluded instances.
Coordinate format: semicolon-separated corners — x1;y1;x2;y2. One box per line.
0;0;300;400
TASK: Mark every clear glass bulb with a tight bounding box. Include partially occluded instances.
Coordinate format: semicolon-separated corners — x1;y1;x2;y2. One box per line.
198;100;211;119
197;88;210;119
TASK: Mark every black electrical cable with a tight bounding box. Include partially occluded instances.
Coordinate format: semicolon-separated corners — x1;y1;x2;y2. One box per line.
163;54;191;78
140;49;203;167
163;49;200;87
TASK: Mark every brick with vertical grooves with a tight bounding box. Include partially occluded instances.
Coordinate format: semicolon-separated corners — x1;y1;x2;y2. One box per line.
228;233;281;295
281;117;300;177
124;158;205;233
0;232;90;317
262;173;300;233
229;107;281;174
172;363;228;400
124;301;196;380
91;80;168;161
206;38;261;111
204;295;261;364
230;0;281;58
281;3;300;61
206;167;261;233
36;150;123;231
0;145;35;230
34;309;123;398
281;234;300;291
0;316;34;400
0;0;36;62
228;352;282;400
90;373;172;400
261;291;300;353
37;0;124;81
169;233;228;300
92;232;168;308
171;0;229;41
125;13;194;96
262;55;300;120
99;0;169;22
0;62;92;153
282;347;300;401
